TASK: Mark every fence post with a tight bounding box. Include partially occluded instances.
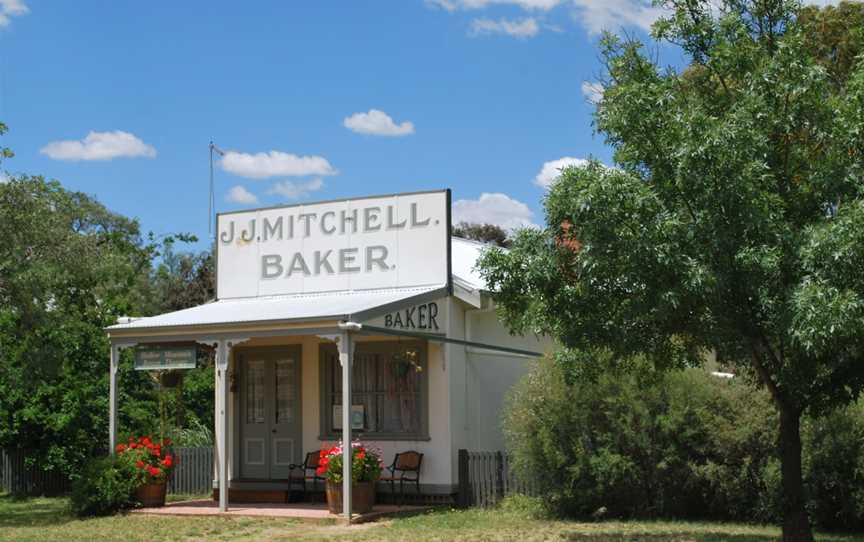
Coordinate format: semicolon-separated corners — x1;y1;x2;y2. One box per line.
495;451;504;503
457;449;470;508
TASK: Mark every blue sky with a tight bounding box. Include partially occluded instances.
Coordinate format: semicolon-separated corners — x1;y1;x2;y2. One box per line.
0;0;670;251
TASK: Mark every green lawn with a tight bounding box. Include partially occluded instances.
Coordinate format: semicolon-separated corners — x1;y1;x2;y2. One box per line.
1;493;862;541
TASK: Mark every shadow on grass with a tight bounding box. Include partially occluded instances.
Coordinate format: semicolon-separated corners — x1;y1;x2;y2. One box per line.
557;524;861;542
560;532;777;542
0;493;75;528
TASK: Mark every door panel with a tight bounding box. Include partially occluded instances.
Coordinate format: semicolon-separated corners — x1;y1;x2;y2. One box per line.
241;359;268;479
239;348;302;480
271;356;301;478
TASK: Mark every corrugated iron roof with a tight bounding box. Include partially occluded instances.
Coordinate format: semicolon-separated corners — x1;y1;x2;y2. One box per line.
451;236;496;291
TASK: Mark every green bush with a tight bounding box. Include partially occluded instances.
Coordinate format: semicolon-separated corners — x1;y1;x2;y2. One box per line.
803;400;864;530
504;354;864;531
69;455;137;517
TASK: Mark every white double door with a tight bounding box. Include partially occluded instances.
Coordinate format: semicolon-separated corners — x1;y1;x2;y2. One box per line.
238;347;302;480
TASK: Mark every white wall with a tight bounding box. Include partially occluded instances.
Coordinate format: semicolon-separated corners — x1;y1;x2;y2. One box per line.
459;305;552;452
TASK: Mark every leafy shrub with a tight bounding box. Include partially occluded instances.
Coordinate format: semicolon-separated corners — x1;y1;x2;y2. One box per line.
504;354;864;530
803;400;864;531
69;455;137;517
167;416;213;447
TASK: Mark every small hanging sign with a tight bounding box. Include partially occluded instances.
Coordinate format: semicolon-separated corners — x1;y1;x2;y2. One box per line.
134;345;198;371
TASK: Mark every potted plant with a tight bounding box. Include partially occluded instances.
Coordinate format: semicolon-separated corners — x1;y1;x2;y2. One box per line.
115;435;175;507
317;441;382;515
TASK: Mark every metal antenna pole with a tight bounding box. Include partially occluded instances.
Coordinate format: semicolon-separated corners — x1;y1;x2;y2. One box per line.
209;141;214;238
209;141;225;239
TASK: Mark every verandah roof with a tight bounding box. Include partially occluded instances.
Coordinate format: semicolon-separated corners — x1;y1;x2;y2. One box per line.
105;285;444;331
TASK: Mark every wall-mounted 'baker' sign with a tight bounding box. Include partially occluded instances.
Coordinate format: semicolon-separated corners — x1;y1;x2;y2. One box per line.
384;302;440;331
217;190;450;299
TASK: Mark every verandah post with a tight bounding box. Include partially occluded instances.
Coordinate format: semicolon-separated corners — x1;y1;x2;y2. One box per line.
339;331;353;520
108;344;120;455
216;340;229;512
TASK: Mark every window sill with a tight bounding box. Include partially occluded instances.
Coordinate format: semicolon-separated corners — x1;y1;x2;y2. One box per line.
318;434;431;442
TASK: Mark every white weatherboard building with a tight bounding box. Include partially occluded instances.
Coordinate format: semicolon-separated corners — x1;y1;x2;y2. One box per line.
105;189;549;517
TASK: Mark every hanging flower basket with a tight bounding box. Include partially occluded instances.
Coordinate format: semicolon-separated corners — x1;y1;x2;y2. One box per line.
159;371;183;388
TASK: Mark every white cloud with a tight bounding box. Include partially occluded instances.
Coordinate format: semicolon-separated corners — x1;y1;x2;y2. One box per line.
0;172;9;183
570;0;837;35
453;192;537;230
581;81;604;103
268;178;325;200
470;17;540;38
428;0;562;11
343;109;415;137
225;185;258;205
534;156;588;188
40;131;157;161
571;0;667;35
221;150;336;179
0;0;28;28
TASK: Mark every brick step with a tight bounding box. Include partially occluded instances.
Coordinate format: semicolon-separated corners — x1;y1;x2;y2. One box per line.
212;489;292;503
212;488;455;506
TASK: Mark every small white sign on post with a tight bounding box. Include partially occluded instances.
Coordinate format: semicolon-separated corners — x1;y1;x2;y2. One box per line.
216;190;451;299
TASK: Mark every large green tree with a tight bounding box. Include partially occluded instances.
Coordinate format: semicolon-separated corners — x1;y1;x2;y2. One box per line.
0;123;217;471
452;222;511;248
478;2;864;540
0;174;156;470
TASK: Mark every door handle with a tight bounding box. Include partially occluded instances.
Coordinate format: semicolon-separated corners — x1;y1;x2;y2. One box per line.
271;429;277;434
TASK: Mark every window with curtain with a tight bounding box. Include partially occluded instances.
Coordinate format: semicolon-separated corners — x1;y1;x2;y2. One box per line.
321;341;427;439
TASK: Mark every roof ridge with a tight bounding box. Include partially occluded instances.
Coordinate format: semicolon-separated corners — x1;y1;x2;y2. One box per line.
213;285;442;304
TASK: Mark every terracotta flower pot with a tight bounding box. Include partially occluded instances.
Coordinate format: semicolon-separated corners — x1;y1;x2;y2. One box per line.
135;481;167;507
325;480;375;515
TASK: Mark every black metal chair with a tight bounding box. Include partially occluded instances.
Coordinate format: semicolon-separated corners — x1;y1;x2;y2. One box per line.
289;451;325;497
380;451;423;505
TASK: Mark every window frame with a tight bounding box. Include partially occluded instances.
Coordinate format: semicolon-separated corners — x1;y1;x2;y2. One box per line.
318;340;430;441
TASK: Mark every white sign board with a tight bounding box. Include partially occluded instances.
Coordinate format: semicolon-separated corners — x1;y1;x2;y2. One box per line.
216;190;450;299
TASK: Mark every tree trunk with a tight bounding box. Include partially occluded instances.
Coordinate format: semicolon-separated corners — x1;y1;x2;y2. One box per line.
778;405;813;542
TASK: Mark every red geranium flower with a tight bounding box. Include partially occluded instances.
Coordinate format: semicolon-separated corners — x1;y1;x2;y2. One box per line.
136;460;145;469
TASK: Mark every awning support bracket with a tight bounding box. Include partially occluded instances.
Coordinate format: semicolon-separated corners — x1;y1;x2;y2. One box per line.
347;322;543;358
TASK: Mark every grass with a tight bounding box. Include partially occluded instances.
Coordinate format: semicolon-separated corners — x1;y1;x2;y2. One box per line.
1;493;862;541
